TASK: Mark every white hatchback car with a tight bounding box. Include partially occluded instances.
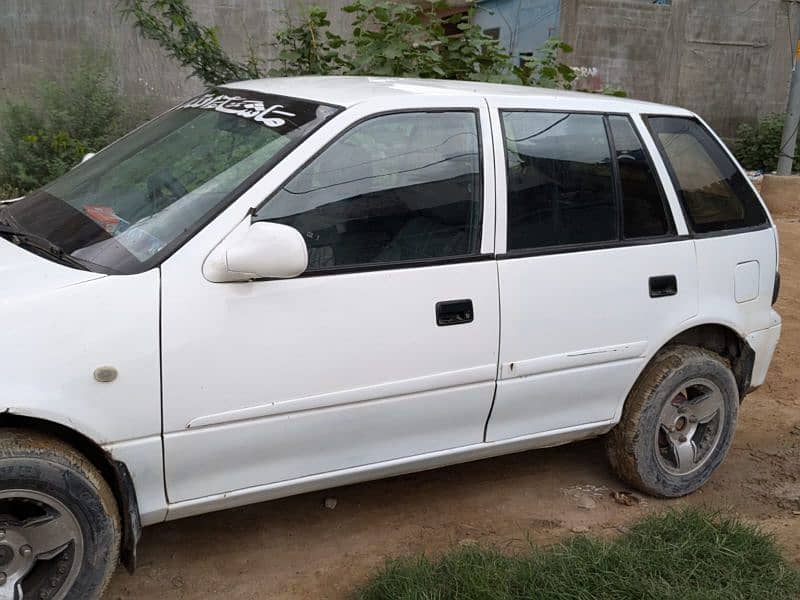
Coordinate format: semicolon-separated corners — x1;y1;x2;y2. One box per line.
0;77;781;598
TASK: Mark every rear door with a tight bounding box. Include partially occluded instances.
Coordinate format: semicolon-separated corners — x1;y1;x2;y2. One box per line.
485;102;699;441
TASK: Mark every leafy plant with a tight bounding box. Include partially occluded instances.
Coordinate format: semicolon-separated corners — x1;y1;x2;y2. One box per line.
269;7;349;77
735;113;795;173
428;4;514;82
0;49;150;194
344;0;441;78
341;1;512;81
0;183;22;200
515;39;576;88
121;0;262;85
122;0;597;91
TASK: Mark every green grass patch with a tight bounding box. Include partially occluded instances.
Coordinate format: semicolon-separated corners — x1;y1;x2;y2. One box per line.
354;509;800;600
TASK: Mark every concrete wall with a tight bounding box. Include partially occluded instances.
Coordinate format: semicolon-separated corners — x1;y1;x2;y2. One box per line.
560;0;796;137
0;0;794;137
0;0;353;111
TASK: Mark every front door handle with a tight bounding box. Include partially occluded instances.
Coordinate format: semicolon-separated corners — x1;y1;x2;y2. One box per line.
649;275;678;298
436;299;474;326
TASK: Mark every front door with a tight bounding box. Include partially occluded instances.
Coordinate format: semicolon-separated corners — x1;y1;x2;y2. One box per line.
161;101;500;503
485;106;699;441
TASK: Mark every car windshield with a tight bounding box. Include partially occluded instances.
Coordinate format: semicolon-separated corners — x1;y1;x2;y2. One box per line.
0;90;340;274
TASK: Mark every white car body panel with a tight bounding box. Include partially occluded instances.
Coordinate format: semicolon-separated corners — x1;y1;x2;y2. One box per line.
162;260;500;502
103;436;167;526
0;235;105;297
0;241;167;523
693;229;778;334
0;77;782;528
488;241;699;441
0;241;160;444
747;310;782;388
166;418;615;520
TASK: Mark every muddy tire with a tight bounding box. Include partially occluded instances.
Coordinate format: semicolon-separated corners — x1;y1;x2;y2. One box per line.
0;429;120;599
606;345;739;498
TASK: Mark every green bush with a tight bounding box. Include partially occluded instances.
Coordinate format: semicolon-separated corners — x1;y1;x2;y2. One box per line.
123;0;610;91
122;0;262;85
0;183;22;200
268;7;349;77
355;509;800;600
340;0;513;82
0;49;150;194
735;113;796;173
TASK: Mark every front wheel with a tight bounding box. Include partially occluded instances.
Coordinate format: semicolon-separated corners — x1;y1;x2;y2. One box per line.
607;345;739;497
0;429;120;599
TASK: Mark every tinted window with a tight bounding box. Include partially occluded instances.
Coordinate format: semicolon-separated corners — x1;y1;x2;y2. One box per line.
608;116;671;238
254;112;482;270
647;116;767;233
502;112;617;250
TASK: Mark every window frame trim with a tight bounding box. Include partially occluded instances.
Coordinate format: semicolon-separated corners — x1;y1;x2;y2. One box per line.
251;107;489;276
603;115;625;243
605;114;678;240
295;252;495;278
496;232;693;261
496;108;679;257
642;114;771;239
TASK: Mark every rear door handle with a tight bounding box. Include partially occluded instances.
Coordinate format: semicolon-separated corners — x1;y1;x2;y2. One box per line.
649;275;678;298
436;299;474;326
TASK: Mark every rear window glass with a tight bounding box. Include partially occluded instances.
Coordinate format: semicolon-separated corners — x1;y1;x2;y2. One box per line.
646;116;767;234
501;111;617;250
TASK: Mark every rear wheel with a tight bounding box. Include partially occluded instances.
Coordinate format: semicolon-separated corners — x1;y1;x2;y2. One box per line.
607;345;739;497
0;429;120;599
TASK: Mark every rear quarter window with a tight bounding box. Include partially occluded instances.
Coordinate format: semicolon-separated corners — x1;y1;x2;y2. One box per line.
646;116;767;234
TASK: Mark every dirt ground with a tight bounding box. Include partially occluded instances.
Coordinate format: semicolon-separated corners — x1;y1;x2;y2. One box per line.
106;219;800;600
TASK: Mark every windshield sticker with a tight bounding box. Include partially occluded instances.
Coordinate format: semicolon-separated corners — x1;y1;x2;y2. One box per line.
181;93;297;128
117;226;166;261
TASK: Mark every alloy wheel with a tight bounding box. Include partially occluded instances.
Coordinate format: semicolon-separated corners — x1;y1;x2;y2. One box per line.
0;490;83;600
655;377;726;476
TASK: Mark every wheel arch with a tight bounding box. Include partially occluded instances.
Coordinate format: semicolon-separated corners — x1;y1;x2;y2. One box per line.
649;323;755;399
0;411;141;573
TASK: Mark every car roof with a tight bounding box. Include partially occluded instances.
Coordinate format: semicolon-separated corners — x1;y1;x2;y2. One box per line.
224;76;692;116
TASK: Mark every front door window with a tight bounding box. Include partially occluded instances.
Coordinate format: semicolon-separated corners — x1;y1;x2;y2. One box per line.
254;111;483;271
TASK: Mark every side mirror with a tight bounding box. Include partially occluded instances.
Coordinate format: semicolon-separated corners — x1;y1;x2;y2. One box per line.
81;152;96;164
203;221;308;283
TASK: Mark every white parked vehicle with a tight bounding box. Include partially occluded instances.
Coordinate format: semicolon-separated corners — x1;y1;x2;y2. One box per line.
0;77;781;598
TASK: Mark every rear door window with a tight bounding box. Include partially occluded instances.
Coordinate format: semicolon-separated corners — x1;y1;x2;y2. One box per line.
646;116;767;234
501;112;617;251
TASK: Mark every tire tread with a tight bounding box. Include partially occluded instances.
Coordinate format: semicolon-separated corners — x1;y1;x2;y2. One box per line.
606;345;736;497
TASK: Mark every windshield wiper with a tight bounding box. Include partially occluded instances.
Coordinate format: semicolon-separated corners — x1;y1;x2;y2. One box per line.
0;223;90;271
